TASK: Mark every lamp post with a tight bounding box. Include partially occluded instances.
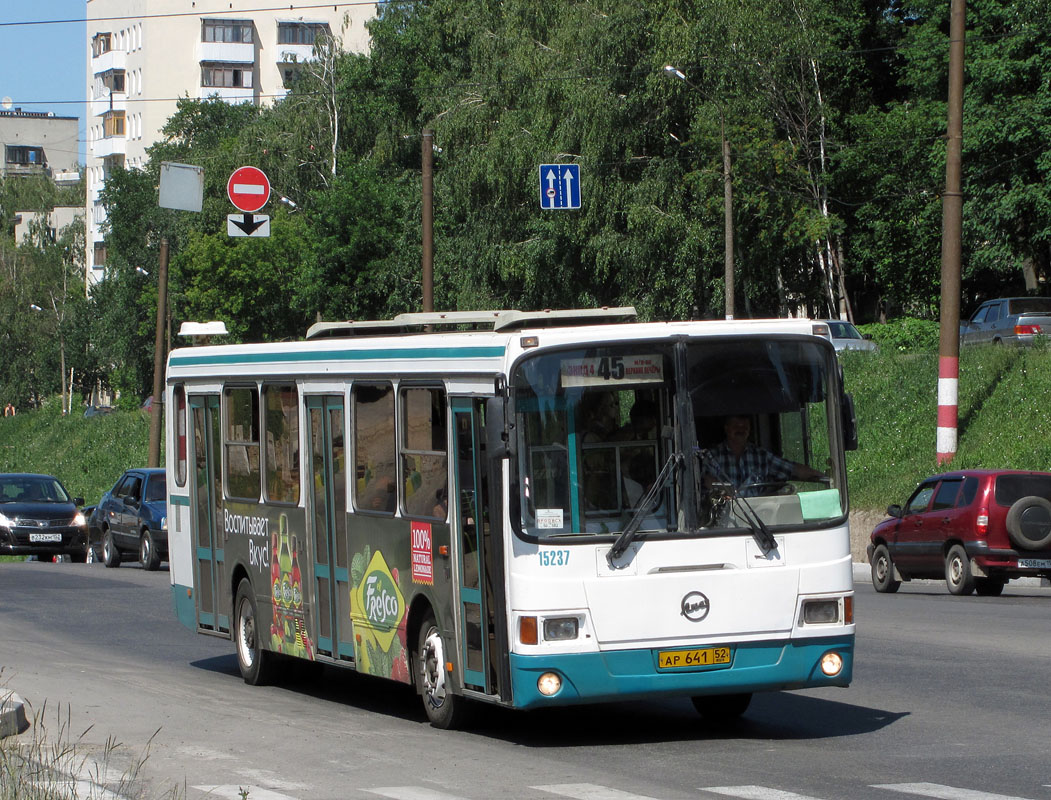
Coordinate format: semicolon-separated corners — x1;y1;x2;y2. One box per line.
664;65;735;320
29;299;67;413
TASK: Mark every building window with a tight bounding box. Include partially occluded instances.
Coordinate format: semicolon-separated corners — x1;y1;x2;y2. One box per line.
277;22;329;45
96;70;125;95
92;33;111;57
103;111;125;137
202;19;253;43
201;64;253;89
6;146;45;166
93;242;107;267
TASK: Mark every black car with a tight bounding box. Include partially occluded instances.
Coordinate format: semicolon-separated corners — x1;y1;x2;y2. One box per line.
90;468;167;570
0;473;89;561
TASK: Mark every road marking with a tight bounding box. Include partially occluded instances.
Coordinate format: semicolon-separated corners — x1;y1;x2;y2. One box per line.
873;784;1039;800
364;788;467;800
700;788;829;800
193;786;300;800
534;784;662;799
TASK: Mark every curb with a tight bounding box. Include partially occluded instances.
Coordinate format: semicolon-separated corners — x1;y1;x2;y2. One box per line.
0;690;29;739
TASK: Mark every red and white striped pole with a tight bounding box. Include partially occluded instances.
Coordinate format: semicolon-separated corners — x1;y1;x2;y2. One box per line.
937;0;966;466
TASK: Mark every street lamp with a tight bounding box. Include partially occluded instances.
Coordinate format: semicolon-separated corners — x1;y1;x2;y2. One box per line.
29;303;43;312
664;64;735;320
136;266;150;276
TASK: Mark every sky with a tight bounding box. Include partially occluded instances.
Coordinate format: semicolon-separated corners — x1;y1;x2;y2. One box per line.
0;1;87;161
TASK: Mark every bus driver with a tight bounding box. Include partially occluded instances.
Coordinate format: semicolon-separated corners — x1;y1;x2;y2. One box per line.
703;414;825;496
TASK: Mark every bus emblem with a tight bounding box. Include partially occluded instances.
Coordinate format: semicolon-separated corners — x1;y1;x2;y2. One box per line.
680;591;710;622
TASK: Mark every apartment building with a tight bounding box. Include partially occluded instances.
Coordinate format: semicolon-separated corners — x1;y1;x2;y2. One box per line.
85;1;374;285
1;108;79;181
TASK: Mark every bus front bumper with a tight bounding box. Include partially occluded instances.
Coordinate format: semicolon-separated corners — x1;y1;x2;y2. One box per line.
508;635;853;710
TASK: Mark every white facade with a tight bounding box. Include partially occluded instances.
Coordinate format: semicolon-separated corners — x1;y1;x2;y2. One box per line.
85;0;375;286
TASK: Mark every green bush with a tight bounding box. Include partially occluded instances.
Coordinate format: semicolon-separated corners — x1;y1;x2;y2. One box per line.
857;318;940;353
0;400;153;505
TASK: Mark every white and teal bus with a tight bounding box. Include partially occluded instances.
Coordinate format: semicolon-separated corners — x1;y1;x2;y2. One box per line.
165;308;856;728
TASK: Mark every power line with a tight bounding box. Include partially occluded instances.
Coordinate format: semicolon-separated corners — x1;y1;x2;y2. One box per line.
0;2;388;27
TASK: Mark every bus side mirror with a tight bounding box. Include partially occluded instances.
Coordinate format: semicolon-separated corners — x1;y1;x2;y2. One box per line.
841;393;858;451
485;396;513;459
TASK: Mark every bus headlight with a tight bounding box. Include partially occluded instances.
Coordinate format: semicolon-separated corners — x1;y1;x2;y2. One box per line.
543;617;579;641
820;651;844;677
537;672;562;696
801;599;840;625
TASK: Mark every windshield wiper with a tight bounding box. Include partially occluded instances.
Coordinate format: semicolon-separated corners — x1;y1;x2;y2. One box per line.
696;451;778;555
608;452;681;563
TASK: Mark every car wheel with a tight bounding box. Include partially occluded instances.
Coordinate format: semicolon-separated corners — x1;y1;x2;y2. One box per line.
945;544;974;596
692;693;752;721
1005;496;1051;551
139;530;161;571
870;544;901;593
416;613;467;729
974;577;1006;596
234;579;280;686
102;529;121;568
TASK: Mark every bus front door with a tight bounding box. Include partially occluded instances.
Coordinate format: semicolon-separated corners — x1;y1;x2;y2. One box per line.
452;399;498;695
307;396;353;660
189;395;228;634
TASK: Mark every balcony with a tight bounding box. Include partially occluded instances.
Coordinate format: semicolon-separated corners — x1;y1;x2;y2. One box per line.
92;91;127;118
92;135;126;158
92;48;126;75
198;41;254;64
198;86;254;104
278;44;314;65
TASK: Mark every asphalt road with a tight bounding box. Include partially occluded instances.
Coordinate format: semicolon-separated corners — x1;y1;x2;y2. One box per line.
1;561;1048;800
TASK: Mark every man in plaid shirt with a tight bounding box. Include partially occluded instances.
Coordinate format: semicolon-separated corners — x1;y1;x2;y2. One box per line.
703;415;825;496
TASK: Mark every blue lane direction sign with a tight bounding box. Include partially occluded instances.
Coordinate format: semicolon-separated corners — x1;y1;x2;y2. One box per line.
539;164;581;210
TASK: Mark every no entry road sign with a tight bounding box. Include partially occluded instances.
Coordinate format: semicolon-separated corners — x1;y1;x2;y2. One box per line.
227;166;271;213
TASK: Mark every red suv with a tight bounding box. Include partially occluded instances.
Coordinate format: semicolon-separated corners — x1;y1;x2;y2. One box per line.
868;470;1051;596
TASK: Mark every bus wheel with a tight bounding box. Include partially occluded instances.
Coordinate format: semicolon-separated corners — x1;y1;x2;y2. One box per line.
692;693;752;721
416;614;465;729
235;579;278;686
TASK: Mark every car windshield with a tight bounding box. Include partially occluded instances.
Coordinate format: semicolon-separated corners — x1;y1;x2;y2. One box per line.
0;475;71;503
1008;298;1051;315
512;337;846;540
144;475;167;502
828;322;861;340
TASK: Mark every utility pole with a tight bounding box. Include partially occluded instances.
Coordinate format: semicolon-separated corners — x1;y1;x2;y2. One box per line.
937;0;965;465
664;66;734;320
147;238;169;468
422;128;434;313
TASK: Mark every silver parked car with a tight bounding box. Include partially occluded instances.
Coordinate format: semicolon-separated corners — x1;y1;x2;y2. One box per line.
960;297;1051;346
821;320;878;352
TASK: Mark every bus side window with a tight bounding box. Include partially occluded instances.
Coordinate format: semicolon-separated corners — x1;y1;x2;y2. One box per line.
353;383;397;514
400;387;447;519
263;384;300;504
224;386;261;501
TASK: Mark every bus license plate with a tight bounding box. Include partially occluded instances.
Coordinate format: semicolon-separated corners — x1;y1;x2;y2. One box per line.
658;646;731;669
29;533;63;543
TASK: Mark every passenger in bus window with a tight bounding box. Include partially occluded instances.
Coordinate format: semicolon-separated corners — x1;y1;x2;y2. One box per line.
580;391;620;443
614;398;658;441
702;415;825;496
363;475;397;512
433;487;448;519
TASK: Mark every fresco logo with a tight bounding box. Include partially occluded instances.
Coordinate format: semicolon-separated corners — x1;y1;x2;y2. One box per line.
354;550;405;652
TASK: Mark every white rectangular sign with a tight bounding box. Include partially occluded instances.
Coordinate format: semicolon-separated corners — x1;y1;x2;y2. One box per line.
561;354;664;387
227;214;270;237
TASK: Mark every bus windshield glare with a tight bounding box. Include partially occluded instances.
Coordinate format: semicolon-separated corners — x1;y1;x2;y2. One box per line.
512;338;845;540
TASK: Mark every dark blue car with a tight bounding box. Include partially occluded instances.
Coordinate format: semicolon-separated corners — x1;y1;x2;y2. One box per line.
90;468;167;570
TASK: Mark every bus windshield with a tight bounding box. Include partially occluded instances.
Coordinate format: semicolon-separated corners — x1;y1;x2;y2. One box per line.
512;337;846;540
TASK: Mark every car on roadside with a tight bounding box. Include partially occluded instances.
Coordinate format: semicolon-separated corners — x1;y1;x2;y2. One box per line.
868;469;1051;596
90;468;167;570
959;296;1051;346
820;320;878;353
0;473;89;562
